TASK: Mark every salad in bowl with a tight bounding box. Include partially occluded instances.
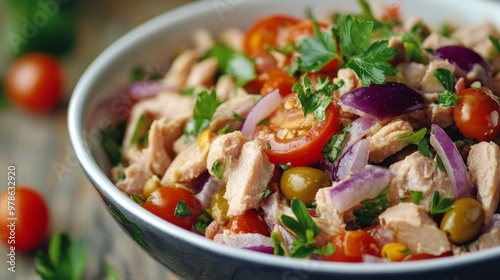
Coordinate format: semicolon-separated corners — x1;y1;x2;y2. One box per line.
103;0;500;263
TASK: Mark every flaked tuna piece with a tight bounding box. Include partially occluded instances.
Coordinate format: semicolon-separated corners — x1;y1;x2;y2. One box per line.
379;202;451;255
161;49;199;90
389;152;455;211
426;103;454;129
186;57;219;89
116;155;153;195
421;59;456;94
213;231;274;251
452;22;499;50
366;119;413;163
422;33;458;50
161;140;212;187
122;93;195;158
205;220;222;240
192;29;215;56
333;68;363;99
467;142;500;224
208;94;256;133
314;187;345;238
215;75;237;101
206;131;247;183
223;140;275;217
396;62;426;89
468;214;500;252
219;28;244;51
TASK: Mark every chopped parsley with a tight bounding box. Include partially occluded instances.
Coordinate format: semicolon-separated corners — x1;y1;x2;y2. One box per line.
489;36;500;59
322;123;352;162
206;42;256;87
232;112;245;122
194;211;213;235
353;186;390;228
271;231;286;256
129;64;163;82
174;201;192;218
397;128;431;158
293;75;344;122
400;248;413;255
279;163;292;171
435;154;446;173
130;194;146;206
100;122;126;166
130;113;152;148
217;124;230;135
430;191;454;214
184;88;222;138
261;187;273;199
401;23;428;63
434;68;459;107
257;117;270;126
211;160;224;180
409;190;423;205
280;198;335;258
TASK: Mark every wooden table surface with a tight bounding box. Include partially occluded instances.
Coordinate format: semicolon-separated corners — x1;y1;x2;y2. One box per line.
0;1;195;279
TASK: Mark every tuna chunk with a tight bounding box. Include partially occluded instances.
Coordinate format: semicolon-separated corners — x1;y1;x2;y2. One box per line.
206;131;247;183
468;214;500;252
426;103;454;128
379;202;451;255
314;187;346;237
389;151;455;211
467;142;500;224
208;94;256;133
116;157;153;195
422;33;458;50
161;140;211;187
222;140;275;217
452;22;499;50
333;68;363;99
366;119;413;163
421;59;456;94
219;28;244;51
192;29;215;56
396;62;426;89
161;50;199;90
185;57;219;89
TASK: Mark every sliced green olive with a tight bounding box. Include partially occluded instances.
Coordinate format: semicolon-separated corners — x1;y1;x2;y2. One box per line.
440;197;484;244
280;166;331;205
210;188;229;225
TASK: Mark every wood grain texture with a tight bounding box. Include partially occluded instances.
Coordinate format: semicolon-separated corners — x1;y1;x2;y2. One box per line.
0;1;194;279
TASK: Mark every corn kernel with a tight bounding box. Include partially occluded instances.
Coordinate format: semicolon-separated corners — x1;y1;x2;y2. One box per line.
198;129;214;150
381;242;410;262
143;176;161;198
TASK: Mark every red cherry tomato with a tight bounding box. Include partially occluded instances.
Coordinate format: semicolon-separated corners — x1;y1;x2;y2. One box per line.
254;94;339;166
243;15;300;57
403;251;453;261
143;186;203;230
226;209;270;237
453;87;500;141
0;186;50;252
259;69;296;96
323;230;381;263
5;52;64;113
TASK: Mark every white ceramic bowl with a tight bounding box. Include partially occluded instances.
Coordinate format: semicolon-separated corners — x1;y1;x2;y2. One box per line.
68;0;500;279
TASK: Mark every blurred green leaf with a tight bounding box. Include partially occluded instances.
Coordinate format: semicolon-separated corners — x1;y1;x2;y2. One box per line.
0;78;10;109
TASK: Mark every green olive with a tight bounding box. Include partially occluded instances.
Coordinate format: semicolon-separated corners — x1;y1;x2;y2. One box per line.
210;188;229;225
280;166;331;205
440;197;484;244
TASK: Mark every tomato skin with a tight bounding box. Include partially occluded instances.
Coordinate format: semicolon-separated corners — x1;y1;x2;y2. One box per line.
323;230;381;263
255;95;339;167
143;186;203;230
453;88;500;141
226;209;270;237
243;15;300;56
260;69;296;96
5;52;63;113
0;187;50;252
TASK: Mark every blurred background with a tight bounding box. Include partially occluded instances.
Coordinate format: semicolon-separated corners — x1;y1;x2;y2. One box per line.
0;0;195;279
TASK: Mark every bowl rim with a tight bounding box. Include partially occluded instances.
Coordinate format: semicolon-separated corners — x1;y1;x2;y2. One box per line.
68;0;500;276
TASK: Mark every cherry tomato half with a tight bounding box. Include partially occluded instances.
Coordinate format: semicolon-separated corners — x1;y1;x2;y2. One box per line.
143;186;203;230
0;186;50;252
255;94;339;166
5;52;64;113
243;15;300;57
226;209;270;237
323;230;381;263
453;87;500;141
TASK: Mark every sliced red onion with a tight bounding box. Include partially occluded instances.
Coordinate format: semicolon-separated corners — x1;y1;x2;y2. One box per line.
214;233;274;254
329;165;393;212
340;117;378;158
455;77;466;94
434;45;493;83
363;254;386;263
195;176;222;209
338;83;426;121
241;89;282;138
429;124;471;199
129;80;163;100
332;139;369;182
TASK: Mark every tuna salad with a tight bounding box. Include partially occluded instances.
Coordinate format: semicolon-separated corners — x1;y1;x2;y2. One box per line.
102;0;500;263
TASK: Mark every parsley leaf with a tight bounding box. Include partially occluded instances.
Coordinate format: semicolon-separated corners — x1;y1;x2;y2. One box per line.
409;190;423;205
434;68;459;108
206;43;256;86
194;211;213;235
397;128;431;158
280;198;335;258
489;36;500;59
430;191;454;214
257;117;270;126
130;113;152;148
104;262;120;280
280;163;292;171
400;248;413;255
184;88;222;138
435;155;446;172
174;201;192;218
340;16;396;85
322;123;352;162
353;186;390;227
233;112;245;122
293;75;343;122
216;124;230;135
211;160;224;180
100;122;126;166
271;231;286;256
130;194;146;206
401;24;428;63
